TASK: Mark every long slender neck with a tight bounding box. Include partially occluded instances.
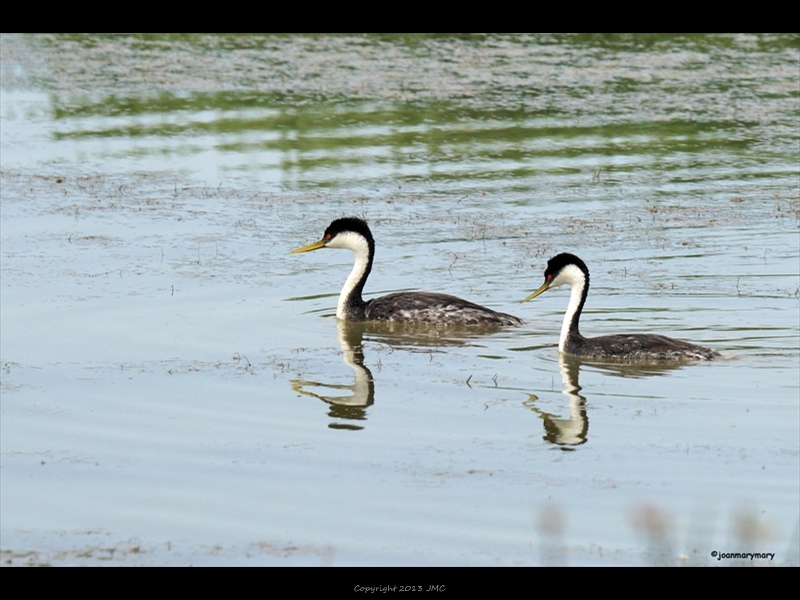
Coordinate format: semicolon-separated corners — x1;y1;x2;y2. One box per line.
333;232;374;320
557;264;589;352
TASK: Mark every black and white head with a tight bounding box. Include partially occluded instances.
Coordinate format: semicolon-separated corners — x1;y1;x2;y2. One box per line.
290;217;374;257
522;253;589;303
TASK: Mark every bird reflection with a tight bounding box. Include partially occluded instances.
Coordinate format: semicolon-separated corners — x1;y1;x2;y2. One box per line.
526;353;702;447
568;355;710;378
525;355;588;447
291;320;375;430
291;320;512;430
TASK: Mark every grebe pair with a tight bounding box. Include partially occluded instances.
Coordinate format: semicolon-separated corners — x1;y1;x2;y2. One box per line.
291;218;719;360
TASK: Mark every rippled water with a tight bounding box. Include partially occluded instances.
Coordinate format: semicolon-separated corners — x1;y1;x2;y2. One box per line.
1;34;798;566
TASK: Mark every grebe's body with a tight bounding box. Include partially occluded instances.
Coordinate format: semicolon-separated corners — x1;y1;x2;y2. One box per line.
291;218;523;327
522;253;719;360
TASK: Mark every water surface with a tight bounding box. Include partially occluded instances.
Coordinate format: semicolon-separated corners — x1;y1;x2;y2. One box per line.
1;34;798;566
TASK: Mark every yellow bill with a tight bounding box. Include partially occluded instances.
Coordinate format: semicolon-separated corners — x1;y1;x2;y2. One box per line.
290;239;328;254
521;281;552;303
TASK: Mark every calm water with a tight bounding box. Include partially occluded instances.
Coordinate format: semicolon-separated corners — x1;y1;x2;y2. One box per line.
1;34;798;566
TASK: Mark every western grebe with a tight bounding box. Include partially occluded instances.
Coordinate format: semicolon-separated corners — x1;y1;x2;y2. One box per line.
291;217;523;326
521;253;719;360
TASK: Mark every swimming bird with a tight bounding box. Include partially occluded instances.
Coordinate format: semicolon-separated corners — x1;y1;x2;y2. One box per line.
291;217;523;326
521;253;719;359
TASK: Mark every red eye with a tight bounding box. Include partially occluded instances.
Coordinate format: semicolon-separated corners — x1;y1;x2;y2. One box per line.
546;274;553;281
325;234;332;240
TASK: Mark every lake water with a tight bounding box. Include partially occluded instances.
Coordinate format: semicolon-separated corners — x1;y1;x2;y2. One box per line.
1;34;798;566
